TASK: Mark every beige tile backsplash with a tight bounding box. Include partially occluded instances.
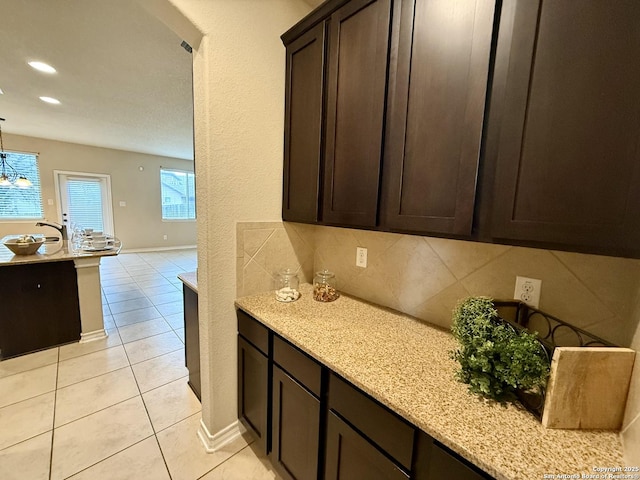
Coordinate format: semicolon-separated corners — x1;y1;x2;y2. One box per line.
237;220;640;457
236;222;313;298
238;221;640;347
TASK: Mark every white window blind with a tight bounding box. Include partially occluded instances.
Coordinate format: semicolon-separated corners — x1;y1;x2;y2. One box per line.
0;152;44;220
160;168;196;220
66;178;104;231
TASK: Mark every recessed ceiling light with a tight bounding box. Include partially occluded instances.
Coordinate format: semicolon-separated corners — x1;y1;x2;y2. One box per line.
28;61;57;74
39;96;61;105
0;88;3;95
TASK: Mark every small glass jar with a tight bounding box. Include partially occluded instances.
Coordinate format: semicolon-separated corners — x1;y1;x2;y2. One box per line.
275;269;300;302
313;270;339;302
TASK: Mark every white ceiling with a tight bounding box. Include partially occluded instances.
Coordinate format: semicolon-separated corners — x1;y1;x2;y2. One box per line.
0;0;194;160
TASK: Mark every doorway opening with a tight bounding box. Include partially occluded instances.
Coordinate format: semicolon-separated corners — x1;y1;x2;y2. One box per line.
54;171;114;235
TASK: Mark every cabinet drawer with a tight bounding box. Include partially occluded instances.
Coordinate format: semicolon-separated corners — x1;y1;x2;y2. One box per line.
237;309;269;355
273;336;322;397
329;373;414;470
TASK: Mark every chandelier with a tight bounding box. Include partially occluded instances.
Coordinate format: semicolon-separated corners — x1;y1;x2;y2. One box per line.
0;118;32;188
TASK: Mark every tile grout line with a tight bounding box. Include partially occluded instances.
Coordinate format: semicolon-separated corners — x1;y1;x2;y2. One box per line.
60;435;158;480
48;347;60;480
0;251;195;479
125;306;175;480
550;250;620;320
52;367;139;429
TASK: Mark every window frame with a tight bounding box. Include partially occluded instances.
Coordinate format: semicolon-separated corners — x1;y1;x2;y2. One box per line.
0;151;44;221
160;167;196;222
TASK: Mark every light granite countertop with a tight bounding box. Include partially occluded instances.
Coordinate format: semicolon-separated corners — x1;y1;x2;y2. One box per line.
235;284;624;480
0;235;121;266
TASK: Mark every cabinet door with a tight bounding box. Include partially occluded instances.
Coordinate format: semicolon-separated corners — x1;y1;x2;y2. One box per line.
0;261;80;359
272;365;321;480
490;0;640;255
237;335;269;453
328;373;414;470
324;411;408;480
322;0;391;227
381;0;495;235
283;22;326;223
413;431;493;480
183;285;200;400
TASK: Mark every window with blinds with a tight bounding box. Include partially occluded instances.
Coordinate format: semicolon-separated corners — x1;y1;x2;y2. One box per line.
160;168;196;220
66;177;104;231
0;152;44;220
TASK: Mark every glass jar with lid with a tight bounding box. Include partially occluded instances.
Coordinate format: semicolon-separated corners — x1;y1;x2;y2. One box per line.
313;270;339;302
275;268;300;302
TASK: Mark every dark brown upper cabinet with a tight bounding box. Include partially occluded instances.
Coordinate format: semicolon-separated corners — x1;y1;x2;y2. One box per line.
282;23;326;223
380;0;496;235
281;0;640;259
488;0;640;256
322;0;392;227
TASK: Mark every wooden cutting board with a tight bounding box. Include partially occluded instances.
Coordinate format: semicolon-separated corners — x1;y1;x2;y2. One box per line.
542;347;636;430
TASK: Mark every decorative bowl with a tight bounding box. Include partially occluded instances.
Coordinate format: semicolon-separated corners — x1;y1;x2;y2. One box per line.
4;237;45;255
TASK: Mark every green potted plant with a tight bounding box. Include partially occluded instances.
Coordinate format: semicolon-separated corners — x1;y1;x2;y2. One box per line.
450;296;550;403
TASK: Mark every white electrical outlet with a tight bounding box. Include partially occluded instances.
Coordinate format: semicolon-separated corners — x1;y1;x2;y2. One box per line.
514;276;542;308
163;235;168;240
356;247;367;268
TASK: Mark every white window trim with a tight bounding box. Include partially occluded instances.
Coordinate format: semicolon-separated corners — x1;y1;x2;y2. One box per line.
160;167;196;221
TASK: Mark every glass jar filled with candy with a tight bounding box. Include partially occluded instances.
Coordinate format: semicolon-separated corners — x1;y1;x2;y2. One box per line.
313;270;339;302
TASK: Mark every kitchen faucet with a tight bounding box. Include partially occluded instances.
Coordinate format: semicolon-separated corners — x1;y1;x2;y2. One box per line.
35;220;68;240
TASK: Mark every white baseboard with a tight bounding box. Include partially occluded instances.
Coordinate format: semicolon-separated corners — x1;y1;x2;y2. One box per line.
198;418;247;453
80;329;108;343
119;245;196;253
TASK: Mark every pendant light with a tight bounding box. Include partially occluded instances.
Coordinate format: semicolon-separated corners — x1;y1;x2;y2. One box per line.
0;118;32;188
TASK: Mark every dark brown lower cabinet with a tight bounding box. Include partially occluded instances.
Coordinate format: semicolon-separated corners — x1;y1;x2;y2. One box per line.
272;365;321;480
236;309;494;479
0;261;81;359
324;411;409;480
237;335;269;453
413;431;493;480
182;284;201;400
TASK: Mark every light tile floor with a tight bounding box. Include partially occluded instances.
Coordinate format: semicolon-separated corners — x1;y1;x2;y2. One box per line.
0;249;280;480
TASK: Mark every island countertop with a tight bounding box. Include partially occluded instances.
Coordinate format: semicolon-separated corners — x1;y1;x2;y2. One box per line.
0;235;121;266
235;284;624;480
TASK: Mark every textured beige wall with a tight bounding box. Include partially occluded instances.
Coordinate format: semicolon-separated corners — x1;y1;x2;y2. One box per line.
0;133;196;249
169;0;311;435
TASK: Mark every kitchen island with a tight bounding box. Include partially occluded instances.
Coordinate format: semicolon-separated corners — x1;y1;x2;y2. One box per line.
236;284;625;480
0;236;121;359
